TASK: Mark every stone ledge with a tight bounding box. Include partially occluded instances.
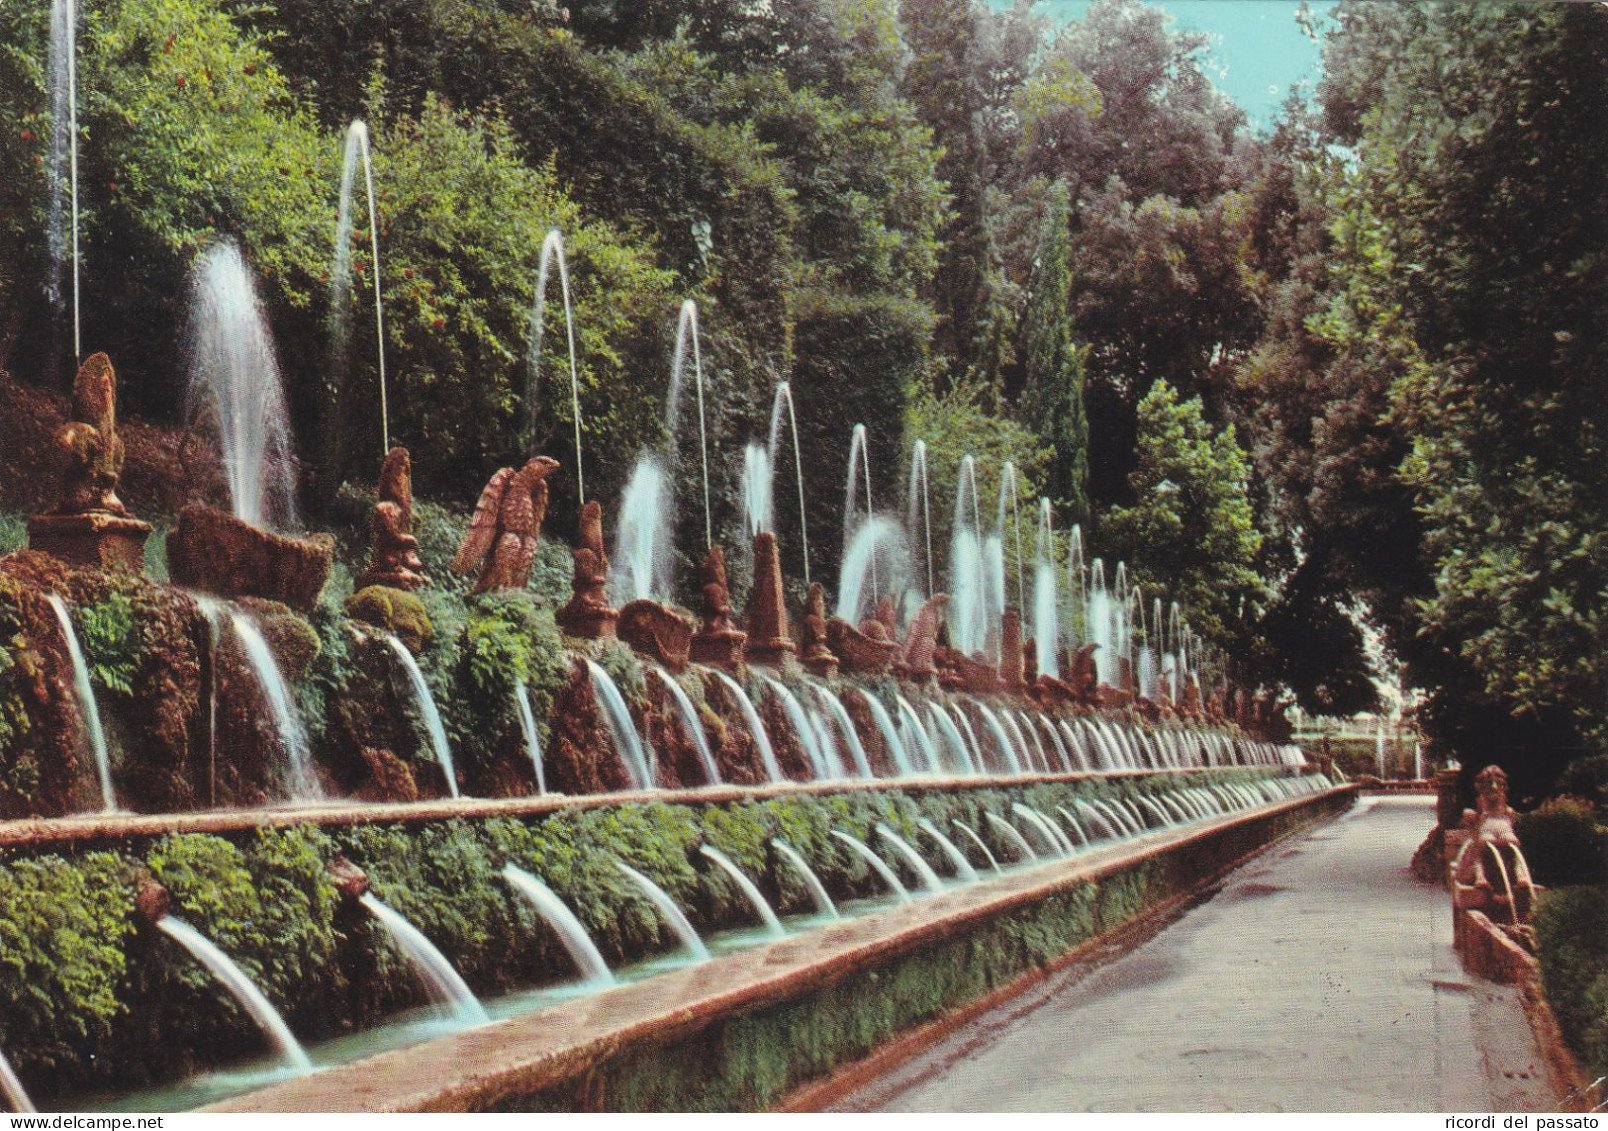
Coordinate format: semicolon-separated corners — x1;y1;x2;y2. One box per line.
206;783;1355;1113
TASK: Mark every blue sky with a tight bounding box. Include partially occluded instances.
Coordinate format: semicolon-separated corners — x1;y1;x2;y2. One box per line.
1002;1;1339;129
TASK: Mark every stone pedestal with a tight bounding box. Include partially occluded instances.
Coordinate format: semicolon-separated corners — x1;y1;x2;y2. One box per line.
28;512;151;573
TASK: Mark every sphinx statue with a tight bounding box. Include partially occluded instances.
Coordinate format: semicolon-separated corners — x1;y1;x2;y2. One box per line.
452;456;559;593
29;352;152;572
557;499;620;640
689;545;746;669
800;582;839;677
744;532;795;666
355;447;429;592
1449;764;1541;968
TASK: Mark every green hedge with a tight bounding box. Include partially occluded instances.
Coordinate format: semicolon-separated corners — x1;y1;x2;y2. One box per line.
1534;886;1608;1089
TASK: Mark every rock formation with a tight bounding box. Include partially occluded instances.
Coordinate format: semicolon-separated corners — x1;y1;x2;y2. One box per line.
452;456;560;593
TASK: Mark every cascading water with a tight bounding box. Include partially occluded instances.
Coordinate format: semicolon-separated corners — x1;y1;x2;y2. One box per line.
756;673;827;780
0;1048;33;1114
1013;803;1071;856
502;866;614;985
157;916;314;1072
650;669;719;786
359;894;488;1026
45;594;114;812
514;681;545;794
228;610;320;802
875;825;944;894
771;840;838;919
951;820;1001;873
185;242;300;530
915;818;978;882
970;700;1024;775
609;454;673;604
927;703;976;776
894;696;939;774
1053;805;1091;848
585;660;654;790
1033;498;1059;678
906;438;935;598
811;684;872;779
985;812;1038;863
617;863;709;961
48;0;80;359
331;120;388;453
843;424;877;593
949;706;986;775
705;669;782;783
767;382;810;584
830;831;910;903
385;635;459;799
699;846;784;938
527;230;584;499
741;442;773;541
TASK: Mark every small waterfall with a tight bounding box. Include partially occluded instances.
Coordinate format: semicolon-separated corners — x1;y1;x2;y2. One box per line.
44;594;114;812
527;230;584;498
949;706;986;775
1054;805;1092;848
1012;803;1071;856
1039;716;1072;773
756;674;826;780
970;701;1024;775
916;818;978;883
771;840;838;919
894;696;939;774
767;381;811;585
700;846;784;938
1000;711;1039;774
184;241;300;530
706;668;782;783
927;704;976;776
617;863;710;961
809;708;847;780
741;442;773;541
952;820;1001;872
514;680;545;794
1059;719;1091;771
1075;799;1122;841
0;1047;33;1114
812;684;872;779
332;120;388;454
835;516;905;626
360;894;488;1026
228;610;320;802
875;825;945;894
610;454;674;604
502;866;614;985
831;831;910;904
157;916;313;1072
984;812;1038;863
585;659;653;791
385;635;459;798
907;438;935;597
651;669;719;786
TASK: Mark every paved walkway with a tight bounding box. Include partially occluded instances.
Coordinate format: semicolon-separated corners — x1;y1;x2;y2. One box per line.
833;796;1562;1113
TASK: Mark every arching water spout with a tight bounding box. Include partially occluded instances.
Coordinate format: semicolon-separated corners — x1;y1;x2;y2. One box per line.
831;831;910;903
44;594;113;812
585;660;653;791
0;1048;34;1114
359;895;488;1026
771;840;838;919
651;668;719;786
855;690;911;777
528;230;583;500
157;916;313;1072
502;866;614;985
332;120;387;454
907;439;935;598
836;516;905;627
700;846;784;937
985;812;1038;863
756;673;826;780
768;382;810;585
514;681;545;794
811;683;872;779
843;424;877;602
667;300;712;549
705;668;782;783
875;825;944;894
226;608;319;802
916;818;978;882
617;863;709;961
952;820;1001;873
384;635;458;798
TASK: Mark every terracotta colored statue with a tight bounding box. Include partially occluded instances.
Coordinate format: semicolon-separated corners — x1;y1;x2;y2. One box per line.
356;447;429;591
800;582;839;677
1000;608;1026;691
1449;764;1540;970
897;593;947;682
556;499;619;639
745;532;795;665
1068;642;1100;702
29;353;152;571
452;456;559;593
689;545;746;668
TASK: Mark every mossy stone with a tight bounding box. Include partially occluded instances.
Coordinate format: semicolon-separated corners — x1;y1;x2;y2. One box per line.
345;585;433;652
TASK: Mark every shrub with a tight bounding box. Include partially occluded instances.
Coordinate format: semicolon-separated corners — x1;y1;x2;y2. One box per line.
1516;799;1608;887
1534;886;1608;1087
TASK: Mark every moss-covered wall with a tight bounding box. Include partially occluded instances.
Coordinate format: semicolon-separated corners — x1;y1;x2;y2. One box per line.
0;770;1314;1104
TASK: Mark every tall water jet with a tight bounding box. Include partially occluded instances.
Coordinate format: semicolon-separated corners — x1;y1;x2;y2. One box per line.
527;230;584;500
514;681;545;794
650;668;719;786
384;634;458;799
48;0;80;359
332;120;388;454
767;381;810;585
916;818;978;882
185;242;300;530
617;863;709;961
45;594;114;812
830;831;910;903
875;825;945;894
1088;559;1113;686
741;442;773;541
1033;498;1059;678
836;516;905;627
843;423;877;601
359;894;488;1026
585;659;653;790
502;866;614;985
706;668;783;783
228;609;320;801
0;1047;34;1114
157;916;314;1072
771;840;838;918
667;299;712;549
1067;523;1086;645
948;455;987;656
699;846;784;937
998;460;1026;612
906;439;935;597
609;454;673;603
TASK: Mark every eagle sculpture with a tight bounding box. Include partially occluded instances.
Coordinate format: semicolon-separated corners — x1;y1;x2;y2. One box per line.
451;456;560;593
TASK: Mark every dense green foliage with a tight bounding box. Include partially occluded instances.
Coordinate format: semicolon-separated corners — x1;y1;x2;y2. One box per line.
1534;886;1608;1089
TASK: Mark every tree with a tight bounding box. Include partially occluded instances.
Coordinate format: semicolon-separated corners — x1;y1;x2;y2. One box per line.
1100;381;1263;646
1018;180;1089;522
